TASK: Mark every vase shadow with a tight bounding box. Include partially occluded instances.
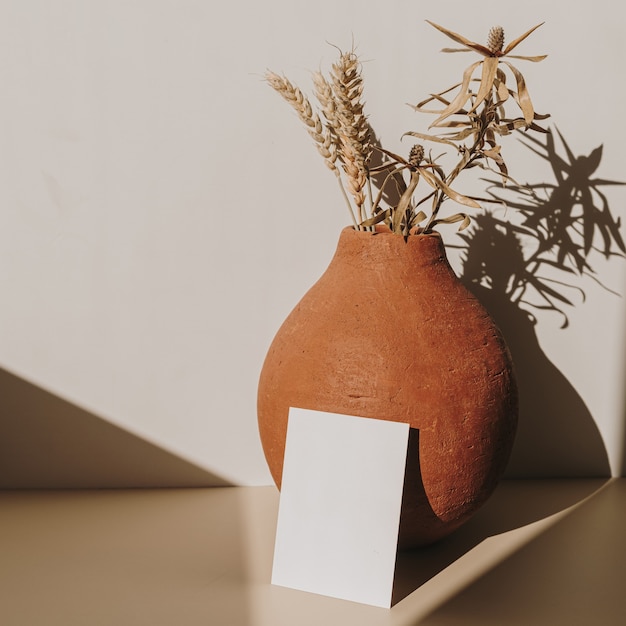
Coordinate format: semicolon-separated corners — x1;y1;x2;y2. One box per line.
466;284;610;478
0;365;231;489
406;479;623;624
390;425;609;605
391;476;609;606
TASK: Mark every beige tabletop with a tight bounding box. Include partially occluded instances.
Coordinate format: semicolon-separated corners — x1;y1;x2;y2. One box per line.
1;478;624;625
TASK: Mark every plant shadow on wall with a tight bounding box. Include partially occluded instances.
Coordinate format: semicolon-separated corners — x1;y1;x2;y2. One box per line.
455;128;625;478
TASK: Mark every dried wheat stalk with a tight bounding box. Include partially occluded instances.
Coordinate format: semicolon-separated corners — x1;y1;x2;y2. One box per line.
265;65;368;229
312;71;340;156
265;71;336;170
328;51;372;223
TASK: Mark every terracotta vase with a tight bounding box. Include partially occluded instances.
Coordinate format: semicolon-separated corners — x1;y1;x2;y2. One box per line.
257;226;518;547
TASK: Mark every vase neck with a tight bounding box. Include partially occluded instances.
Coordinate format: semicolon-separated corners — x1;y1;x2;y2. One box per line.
333;226;448;271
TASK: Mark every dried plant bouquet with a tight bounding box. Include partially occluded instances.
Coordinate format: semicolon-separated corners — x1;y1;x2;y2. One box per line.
266;21;550;237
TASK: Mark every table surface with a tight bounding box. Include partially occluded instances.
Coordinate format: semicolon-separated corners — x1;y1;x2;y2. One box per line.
1;478;624;625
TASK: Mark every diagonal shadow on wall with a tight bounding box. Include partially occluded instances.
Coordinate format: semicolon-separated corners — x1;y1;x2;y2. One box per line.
454;128;625;478
0;365;231;489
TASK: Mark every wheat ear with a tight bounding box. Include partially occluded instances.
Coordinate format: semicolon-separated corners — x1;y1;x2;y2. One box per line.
312;71;341;160
313;69;366;209
329;51;372;224
265;70;358;228
265;71;336;170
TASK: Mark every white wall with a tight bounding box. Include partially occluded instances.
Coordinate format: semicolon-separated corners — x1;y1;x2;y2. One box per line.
1;0;624;484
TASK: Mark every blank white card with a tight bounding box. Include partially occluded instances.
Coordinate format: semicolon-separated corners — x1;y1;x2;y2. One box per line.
271;407;409;608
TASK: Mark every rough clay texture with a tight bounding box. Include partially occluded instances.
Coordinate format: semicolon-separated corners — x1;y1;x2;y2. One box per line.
257;227;518;547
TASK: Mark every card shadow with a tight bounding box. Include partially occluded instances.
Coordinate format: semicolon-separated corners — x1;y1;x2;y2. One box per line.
0;365;231;489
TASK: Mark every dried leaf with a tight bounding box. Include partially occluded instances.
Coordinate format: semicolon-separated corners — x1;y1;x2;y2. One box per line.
420;169;481;208
502;61;534;125
394;171;421;232
441;47;473;53
470;56;499;112
502;23;544;55
507;54;548;62
495;69;509;102
361;209;391;227
412;83;460;111
497;118;531;133
426;21;492;57
459;214;472;230
403;130;459;149
413;210;427;224
430;212;472;231
482;147;503;161
430;60;482;127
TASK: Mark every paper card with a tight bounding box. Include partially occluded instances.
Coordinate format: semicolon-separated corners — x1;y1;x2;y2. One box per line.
271;407;409;608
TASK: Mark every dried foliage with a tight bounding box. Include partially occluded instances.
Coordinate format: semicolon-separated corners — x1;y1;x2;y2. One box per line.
266;21;549;237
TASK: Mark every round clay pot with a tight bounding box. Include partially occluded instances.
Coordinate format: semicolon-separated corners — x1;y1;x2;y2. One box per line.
257;226;518;547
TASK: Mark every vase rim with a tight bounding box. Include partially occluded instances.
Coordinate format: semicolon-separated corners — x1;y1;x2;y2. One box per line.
341;225;443;239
